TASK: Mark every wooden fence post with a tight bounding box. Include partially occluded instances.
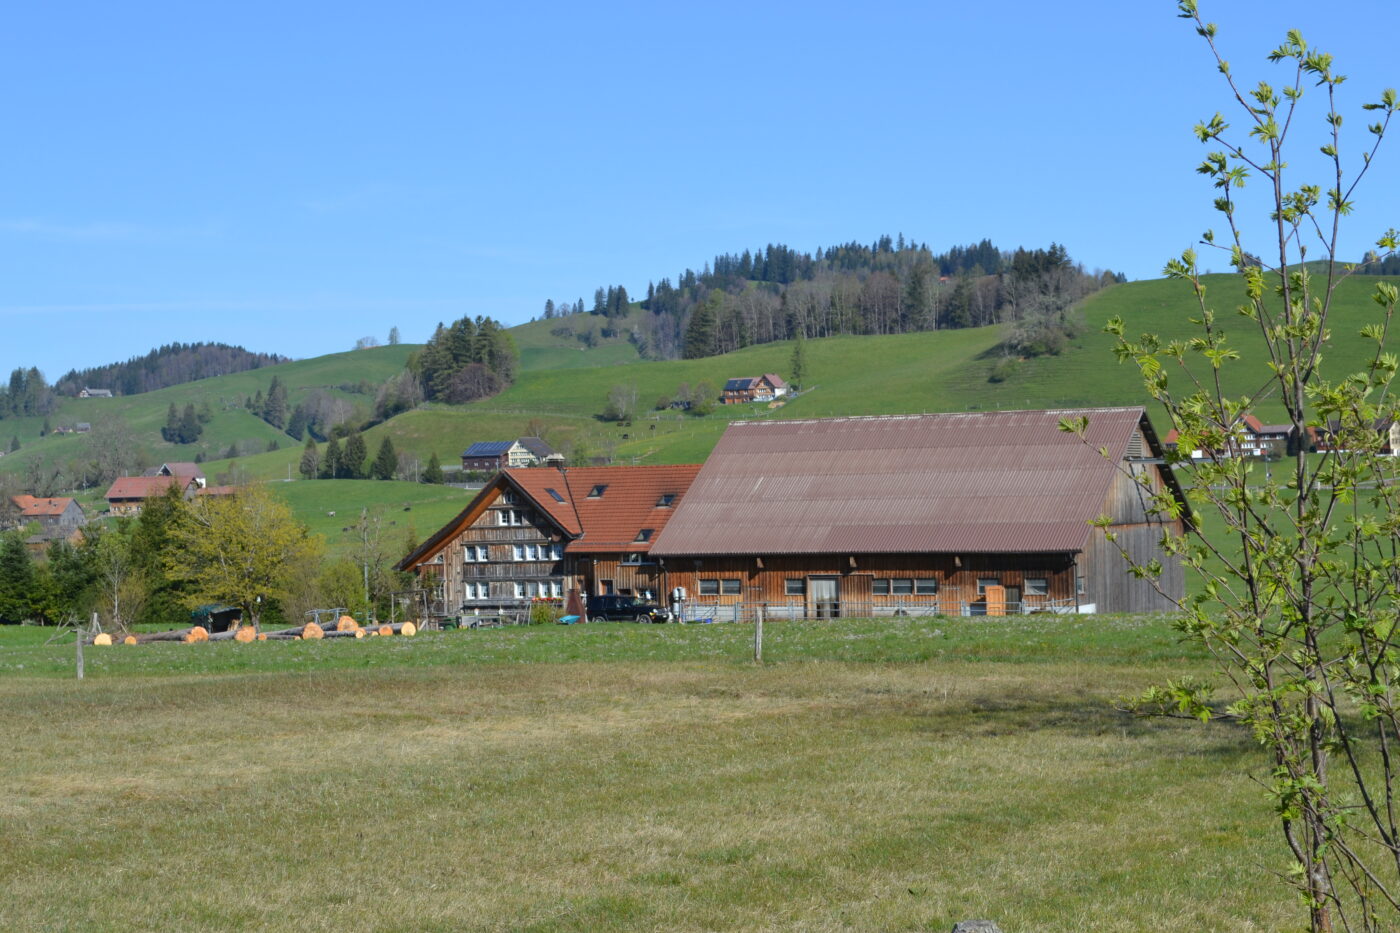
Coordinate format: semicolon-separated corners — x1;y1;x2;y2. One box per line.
754;605;763;664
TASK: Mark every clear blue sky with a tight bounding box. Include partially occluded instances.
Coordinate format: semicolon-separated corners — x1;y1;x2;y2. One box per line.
2;1;1397;380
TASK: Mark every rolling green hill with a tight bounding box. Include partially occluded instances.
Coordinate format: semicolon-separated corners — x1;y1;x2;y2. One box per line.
6;272;1397;543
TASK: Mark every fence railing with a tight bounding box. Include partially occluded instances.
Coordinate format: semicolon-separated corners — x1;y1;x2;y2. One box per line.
672;598;1085;622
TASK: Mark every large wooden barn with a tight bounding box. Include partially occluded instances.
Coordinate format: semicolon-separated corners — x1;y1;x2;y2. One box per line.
398;407;1187;621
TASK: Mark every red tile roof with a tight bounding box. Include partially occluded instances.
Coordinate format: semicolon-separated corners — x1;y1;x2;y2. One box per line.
105;475;193;501
508;465;701;553
11;495;77;517
651;408;1167;557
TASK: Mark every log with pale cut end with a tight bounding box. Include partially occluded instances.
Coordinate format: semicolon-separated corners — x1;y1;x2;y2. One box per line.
336;615;359;632
92;633;113;646
378;625;393;636
354;629;365;639
256;632;268;641
302;622;324;640
183;626;209;644
234;626;256;643
123;635;138;646
400;621;417;637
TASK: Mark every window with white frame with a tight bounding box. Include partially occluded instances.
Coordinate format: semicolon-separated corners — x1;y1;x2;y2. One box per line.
550;580;562;598
873;579;890;595
698;579;719;596
512;544;525;561
1025;577;1049;596
501;490;519;505
512;582;525;599
551;543;563;560
785;579;806;596
464;582;487;600
498;508;528;527
621;553;643;565
914;579;939;595
465;545;489;562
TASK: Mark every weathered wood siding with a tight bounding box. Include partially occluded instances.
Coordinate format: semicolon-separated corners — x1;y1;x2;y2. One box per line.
438;497;569;610
1080;464;1186;613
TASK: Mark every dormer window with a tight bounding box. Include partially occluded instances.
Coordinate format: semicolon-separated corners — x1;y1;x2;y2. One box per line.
634;528;654;542
655;493;676;507
587;484;607;498
501;490;519;505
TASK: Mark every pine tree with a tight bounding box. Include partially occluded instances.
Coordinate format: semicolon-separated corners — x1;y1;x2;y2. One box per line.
286;405;307;441
8;436;18;453
371;437;398;480
790;333;807;390
682;297;719;359
320;436;342;479
422;451;444;484
0;532;36;622
341;433;367;479
262;376;288;429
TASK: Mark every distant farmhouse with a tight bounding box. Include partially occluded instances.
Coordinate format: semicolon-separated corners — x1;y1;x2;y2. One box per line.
78;387;113;399
460;437;560;472
10;495;87;552
105;463;214;515
721;374;788;405
1162;413;1400;459
401;408;1187;622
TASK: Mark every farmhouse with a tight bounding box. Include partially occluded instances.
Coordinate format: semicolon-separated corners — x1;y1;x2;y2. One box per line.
10;495;86;530
399;408;1187;621
721;374;788;405
143;462;208;487
78;387;113;399
460;437;560;472
396;464;700;618
104;474;200;515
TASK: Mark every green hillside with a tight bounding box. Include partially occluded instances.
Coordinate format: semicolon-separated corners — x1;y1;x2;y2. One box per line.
7;273;1398;534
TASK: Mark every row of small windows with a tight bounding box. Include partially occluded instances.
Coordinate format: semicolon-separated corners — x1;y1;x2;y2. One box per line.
689;576;1054;598
463;580;564;600
464;543;563;562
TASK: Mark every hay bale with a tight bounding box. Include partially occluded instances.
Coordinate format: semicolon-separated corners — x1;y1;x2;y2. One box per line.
401;621;417;637
302;622;324;640
93;633;113;646
123;635;138;646
234;626;256;643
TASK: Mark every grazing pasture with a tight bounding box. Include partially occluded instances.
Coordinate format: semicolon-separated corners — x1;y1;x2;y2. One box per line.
0;616;1287;932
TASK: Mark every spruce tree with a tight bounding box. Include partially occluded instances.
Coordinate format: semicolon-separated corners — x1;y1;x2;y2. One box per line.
341;433;367;479
8;436;18;453
422;451;444;484
179;403;201;443
162;403;180;442
262;376;288;429
371;437;397;480
320;436;342;479
790;333;807;390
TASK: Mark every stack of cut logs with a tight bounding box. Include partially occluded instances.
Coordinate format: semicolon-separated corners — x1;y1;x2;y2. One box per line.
85;615;418;646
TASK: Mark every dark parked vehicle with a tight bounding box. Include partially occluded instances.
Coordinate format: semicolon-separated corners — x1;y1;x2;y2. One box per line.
587;595;671;623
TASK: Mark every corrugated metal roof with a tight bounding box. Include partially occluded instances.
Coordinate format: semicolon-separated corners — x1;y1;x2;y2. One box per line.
650;408;1156;556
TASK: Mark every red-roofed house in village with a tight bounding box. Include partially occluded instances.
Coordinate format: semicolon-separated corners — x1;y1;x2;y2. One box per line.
104;475;200;515
398;408;1187;622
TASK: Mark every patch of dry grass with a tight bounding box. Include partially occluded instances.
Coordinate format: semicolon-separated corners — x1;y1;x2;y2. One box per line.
0;656;1287;932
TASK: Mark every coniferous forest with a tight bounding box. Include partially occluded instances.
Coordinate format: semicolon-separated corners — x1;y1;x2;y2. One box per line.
543;237;1124;361
54;342;287;398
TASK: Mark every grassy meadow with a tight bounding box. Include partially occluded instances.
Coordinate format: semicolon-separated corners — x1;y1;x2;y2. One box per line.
0;614;1290;932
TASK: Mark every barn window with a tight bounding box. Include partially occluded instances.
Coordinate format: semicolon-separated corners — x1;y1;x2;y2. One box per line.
872;579;890;595
891;579;914;595
1077;575;1086;596
915;579;939;595
1025;577;1049;596
721;580;742;596
698;580;719;596
785;579;806;596
977;577;1000;595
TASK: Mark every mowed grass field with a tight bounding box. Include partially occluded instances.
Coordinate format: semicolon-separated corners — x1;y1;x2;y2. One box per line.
0;615;1288;932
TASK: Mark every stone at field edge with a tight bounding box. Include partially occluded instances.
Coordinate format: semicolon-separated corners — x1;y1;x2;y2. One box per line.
951;922;1003;933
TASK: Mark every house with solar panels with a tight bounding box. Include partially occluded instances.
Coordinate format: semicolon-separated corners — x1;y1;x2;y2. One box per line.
460;437;560;472
401;408;1187;621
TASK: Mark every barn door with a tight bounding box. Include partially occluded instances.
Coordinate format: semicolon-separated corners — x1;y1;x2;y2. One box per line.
809;577;840;619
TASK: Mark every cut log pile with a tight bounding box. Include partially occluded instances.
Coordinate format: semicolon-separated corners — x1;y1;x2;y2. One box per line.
85;618;419;647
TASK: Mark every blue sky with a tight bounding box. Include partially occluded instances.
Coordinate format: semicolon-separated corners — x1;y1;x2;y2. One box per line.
2;1;1397;380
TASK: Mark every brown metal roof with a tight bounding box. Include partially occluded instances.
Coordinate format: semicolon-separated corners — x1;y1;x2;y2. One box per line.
650;408;1158;557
